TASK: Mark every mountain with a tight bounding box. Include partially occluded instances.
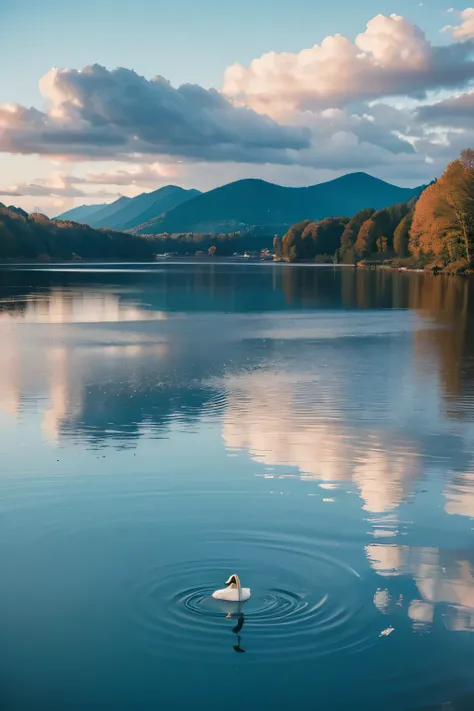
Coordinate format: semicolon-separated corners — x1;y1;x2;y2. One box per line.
1;204;29;218
99;185;201;231
133;173;425;235
121;187;201;230
54;186;201;231
82;195;132;228
54;203;105;222
0;205;154;261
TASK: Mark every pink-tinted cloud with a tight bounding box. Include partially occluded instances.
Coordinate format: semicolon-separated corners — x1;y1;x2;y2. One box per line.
2;13;474;191
223;14;474;115
77;162;180;186
0;172;118;198
0;65;309;163
444;7;474;40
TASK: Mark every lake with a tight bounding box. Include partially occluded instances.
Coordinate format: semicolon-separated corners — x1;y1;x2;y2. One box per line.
2;262;474;711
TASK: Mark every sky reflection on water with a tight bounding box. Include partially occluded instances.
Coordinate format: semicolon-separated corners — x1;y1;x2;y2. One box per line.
1;263;474;711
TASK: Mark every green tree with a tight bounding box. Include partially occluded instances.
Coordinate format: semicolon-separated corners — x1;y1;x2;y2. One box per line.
273;235;282;258
0;205;155;261
300;221;319;259
356;202;410;257
301;217;348;258
316;217;348;255
281;220;310;261
376;235;389;253
340;208;375;261
393;213;412;256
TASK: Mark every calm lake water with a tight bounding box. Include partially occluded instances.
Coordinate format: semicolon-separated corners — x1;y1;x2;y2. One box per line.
2;262;474;711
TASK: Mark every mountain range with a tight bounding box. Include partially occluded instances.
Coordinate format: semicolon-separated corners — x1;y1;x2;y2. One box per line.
55;173;425;235
55;186;201;231
53;203;105;223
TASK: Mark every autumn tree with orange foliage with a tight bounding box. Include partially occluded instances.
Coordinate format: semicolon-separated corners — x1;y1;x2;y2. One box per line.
278;150;474;268
410;155;474;265
355;201;412;257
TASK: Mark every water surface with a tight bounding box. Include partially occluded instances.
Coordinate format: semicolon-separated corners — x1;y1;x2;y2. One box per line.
2;263;474;711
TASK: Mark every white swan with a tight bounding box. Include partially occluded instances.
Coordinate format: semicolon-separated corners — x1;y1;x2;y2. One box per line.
212;574;251;602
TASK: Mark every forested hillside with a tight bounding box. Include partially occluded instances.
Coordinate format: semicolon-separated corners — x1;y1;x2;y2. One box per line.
4;152;474;269
132;173;423;235
0;205;154;261
276;151;474;273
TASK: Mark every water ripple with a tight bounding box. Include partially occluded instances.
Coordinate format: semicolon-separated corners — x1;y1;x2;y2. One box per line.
125;534;378;662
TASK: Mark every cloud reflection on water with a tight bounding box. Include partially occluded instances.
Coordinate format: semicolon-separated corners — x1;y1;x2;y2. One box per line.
367;543;474;633
1;268;474;517
2;265;474;711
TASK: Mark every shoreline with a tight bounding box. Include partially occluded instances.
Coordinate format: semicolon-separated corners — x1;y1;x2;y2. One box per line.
0;256;472;276
354;258;474;276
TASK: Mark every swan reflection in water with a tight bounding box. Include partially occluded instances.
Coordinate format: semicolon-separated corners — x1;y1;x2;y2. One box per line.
226;611;246;653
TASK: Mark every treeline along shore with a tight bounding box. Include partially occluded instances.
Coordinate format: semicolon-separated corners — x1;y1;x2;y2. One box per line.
1;152;474;273
275;151;474;275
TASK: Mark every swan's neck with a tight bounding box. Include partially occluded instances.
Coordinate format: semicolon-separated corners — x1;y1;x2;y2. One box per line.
229;576;242;598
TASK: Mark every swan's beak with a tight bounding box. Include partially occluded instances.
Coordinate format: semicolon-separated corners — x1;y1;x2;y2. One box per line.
225;575;235;585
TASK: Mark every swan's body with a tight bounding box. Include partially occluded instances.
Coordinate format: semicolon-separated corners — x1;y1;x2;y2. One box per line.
213;587;251;602
212;574;251;602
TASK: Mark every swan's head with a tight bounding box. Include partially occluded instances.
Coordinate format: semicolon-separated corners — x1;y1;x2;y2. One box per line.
225;574;241;588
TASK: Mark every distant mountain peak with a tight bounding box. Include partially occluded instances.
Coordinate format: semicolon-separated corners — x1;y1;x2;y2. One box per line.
53;172;424;236
54;185;201;231
132;172;424;236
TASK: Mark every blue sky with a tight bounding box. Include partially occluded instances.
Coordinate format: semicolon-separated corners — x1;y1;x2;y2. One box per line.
1;1;473;214
2;0;454;103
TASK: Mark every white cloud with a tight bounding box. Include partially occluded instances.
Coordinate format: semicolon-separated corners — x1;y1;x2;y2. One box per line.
223;13;474;116
0;162;183;199
444;7;474;39
3;11;474;200
0;172;118;198
0;64;309;164
77;162;180;186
